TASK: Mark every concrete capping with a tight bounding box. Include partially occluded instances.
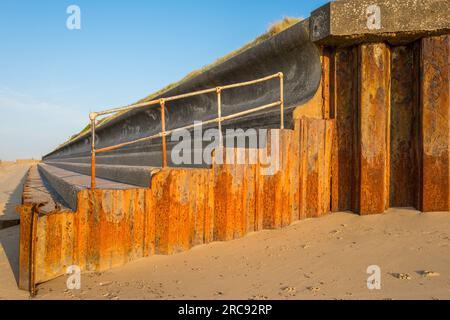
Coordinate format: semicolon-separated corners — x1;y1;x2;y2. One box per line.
311;0;450;45
45;161;154;188
38;164;82;211
0;220;20;230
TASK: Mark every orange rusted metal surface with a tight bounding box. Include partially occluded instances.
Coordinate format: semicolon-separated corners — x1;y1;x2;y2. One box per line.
18;204;36;292
297;118;334;218
18;35;450;294
293;47;330;120
358;43;391;215
90;117;96;189
214;148;254;240
89;73;284;188
152;169;213;254
91;152;96;189
321;47;333;120
160;99;167;168
390;44;421;208
420;35;450;212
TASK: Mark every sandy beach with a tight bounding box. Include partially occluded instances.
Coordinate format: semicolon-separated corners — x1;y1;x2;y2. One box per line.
1;164;449;300
27;209;450;300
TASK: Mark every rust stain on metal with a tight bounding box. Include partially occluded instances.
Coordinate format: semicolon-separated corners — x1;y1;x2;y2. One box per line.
160;99;167;168
358;43;391;215
331;47;359;212
213;149;239;241
18;36;450;295
420;35;450;212
18;204;37;293
19;124;336;290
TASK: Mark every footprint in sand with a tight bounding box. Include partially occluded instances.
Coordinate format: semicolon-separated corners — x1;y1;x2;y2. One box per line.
280;286;297;297
391;273;412;280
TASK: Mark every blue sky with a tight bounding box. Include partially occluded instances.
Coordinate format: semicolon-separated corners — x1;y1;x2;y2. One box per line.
0;0;327;160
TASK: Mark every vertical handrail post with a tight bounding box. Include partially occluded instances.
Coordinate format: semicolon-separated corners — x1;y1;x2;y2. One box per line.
216;87;223;146
279;72;284;129
89;112;97;189
160;99;167;168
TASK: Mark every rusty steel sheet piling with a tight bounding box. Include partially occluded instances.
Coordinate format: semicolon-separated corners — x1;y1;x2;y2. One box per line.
358;43;391;215
331;47;359;213
420;35;450;212
297;118;334;218
18;125;335;289
18;204;37;293
42;21;321;170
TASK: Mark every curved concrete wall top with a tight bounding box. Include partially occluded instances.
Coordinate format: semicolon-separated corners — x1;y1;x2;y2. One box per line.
44;20;321;167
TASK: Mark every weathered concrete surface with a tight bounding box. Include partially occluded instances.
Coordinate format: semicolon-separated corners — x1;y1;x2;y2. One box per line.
420;35;450;212
22;166;69;213
311;0;450;45
43;21;322;169
0;164;30;225
19;126;335;290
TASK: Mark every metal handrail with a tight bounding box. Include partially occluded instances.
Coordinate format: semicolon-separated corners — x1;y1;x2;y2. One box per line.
89;72;284;189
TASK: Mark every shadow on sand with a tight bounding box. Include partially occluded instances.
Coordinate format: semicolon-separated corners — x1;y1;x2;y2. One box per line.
0;225;21;285
0;168;29;285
